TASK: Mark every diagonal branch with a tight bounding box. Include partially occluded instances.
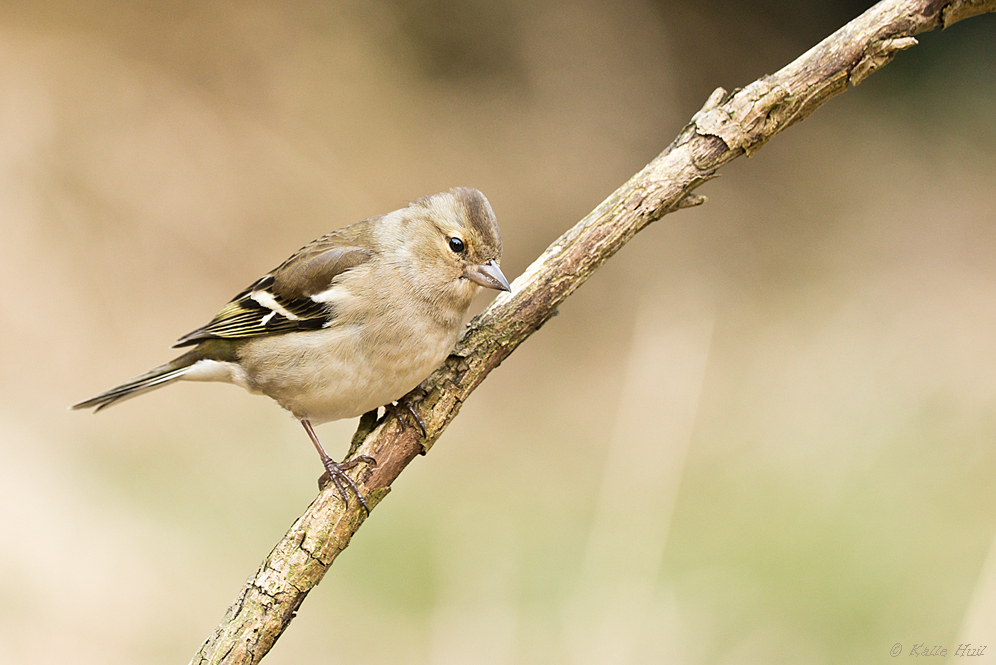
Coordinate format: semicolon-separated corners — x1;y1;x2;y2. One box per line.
190;1;996;663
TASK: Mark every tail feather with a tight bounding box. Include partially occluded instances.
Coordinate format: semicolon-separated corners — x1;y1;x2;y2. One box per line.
72;351;200;412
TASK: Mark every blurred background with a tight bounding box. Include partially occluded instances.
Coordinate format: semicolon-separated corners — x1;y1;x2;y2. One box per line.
2;1;995;663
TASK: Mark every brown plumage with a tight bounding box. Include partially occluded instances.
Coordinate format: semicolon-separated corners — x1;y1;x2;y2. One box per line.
73;188;510;511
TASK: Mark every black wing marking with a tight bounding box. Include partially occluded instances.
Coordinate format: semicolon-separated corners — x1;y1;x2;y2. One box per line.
172;244;374;348
172;281;330;347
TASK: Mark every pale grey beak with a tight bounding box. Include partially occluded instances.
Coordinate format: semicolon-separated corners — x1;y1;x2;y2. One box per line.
463;259;511;292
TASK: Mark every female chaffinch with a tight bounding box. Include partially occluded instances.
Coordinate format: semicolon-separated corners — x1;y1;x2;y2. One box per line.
74;187;510;510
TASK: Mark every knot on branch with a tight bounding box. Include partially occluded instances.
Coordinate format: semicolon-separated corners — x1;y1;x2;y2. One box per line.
676;193;707;209
849;36;919;86
691;80;790;168
941;0;996;27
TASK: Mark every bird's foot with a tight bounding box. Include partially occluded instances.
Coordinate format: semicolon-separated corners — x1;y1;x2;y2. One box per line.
303;416;377;513
318;454;377;514
385;393;427;439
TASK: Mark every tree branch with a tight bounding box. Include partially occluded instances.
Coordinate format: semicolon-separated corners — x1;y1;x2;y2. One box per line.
190;1;996;662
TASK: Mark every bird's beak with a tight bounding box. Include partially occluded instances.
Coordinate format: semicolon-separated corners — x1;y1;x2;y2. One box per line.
463;259;511;292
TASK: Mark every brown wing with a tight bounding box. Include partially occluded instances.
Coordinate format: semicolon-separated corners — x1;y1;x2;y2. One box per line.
173;227;376;348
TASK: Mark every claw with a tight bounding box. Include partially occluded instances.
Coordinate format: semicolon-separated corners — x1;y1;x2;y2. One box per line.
320;456;372;514
385;399;426;438
302;419;376;515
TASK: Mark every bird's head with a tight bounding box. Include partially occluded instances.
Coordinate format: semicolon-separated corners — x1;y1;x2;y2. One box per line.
389;187;510;315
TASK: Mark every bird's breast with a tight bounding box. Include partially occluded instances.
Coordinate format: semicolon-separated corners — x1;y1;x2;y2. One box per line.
236;311;460;423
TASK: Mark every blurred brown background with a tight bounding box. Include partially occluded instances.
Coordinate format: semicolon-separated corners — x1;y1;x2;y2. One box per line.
2;1;995;663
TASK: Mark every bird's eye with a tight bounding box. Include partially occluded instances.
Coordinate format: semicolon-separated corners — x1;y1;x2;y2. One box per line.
448;237;465;254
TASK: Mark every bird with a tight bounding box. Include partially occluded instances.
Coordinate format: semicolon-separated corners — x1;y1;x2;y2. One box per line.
73;187;511;511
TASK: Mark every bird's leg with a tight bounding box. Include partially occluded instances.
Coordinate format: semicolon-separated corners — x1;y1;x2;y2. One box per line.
302;419;375;514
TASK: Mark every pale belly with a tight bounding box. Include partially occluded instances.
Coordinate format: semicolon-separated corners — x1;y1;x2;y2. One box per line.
231;321;458;423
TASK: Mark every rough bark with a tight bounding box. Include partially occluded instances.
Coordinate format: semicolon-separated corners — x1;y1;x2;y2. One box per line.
190;1;996;663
